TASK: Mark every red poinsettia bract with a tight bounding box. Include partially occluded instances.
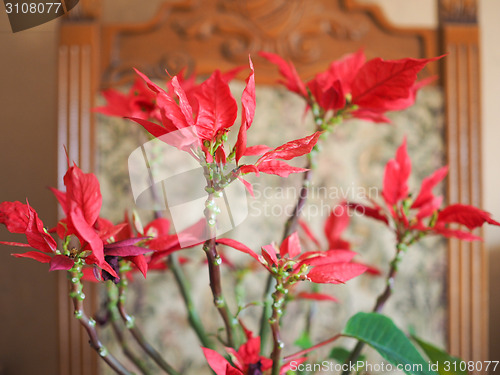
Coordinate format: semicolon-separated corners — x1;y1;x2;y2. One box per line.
218;232;367;285
0;164;152;280
299;203;381;277
121;58;322;187
349;138;500;240
202;328;305;375
261;50;443;123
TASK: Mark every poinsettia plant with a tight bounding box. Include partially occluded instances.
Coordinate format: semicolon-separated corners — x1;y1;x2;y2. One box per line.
1;49;497;375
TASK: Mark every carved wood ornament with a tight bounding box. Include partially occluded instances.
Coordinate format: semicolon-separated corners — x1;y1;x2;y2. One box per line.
98;0;437;86
57;0;486;373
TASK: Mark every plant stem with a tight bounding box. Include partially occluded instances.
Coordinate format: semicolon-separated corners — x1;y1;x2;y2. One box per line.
146;137;212;348
68;264;133;375
201;157;239;348
284;334;341;361
167;254;214;349
270;283;286;375
117;268;180;375
282;158;313;239
110;319;152;375
260;155;314;352
203;214;235;348
341;244;405;375
107;284;152;375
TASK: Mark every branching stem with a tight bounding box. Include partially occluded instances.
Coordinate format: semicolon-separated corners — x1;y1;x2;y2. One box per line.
68;263;133;375
116;267;180;375
341;242;406;375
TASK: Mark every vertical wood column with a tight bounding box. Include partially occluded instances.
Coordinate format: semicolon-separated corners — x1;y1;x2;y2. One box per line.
57;21;100;375
440;0;486;368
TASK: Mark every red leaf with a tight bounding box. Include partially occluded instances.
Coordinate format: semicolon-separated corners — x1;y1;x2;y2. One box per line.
412;166;448;209
133;68;165;94
360;262;383;276
280;232;301;259
64;165;102;227
325;49;366;93
259;51;307;97
415;196;443;221
238;177;255;198
0;201;29;233
12;251;52;263
97;221;128;242
95;77;157;119
261;244;278;268
382;138;411;205
217;238;261;263
347;202;389;225
350;109;392;124
70;206;105;267
94;88;131;117
437;204;500;230
147;235;180;252
25;203;57;253
296;291;338;302
298;249;356;268
307;78;345;111
307;262;367;284
256;160;308;177
428;224;482;241
324;203;350;249
352;55;443;111
104;238;151;257
154;76;196;133
0;241;31;247
49;187;68;215
144;218;171;237
382;75;438;111
258;132;321;163
235;58;256;163
49;255;75;271
126;117;168;138
202;347;239;375
239;164;259;175
243;145;272;156
194;70;238;140
127;255;148;278
298;220;321;248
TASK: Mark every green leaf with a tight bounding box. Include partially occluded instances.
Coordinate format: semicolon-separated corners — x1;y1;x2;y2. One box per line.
342;312;436;375
329;347;365;364
411;335;467;375
294;331;313;350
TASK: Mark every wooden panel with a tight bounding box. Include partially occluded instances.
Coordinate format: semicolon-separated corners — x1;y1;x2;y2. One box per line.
55;0;489;373
57;21;100;375
440;0;486;366
99;0;437;87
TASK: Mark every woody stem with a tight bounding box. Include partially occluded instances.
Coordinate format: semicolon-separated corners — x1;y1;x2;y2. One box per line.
270;282;286;375
341;243;406;375
146;148;211;349
68;263;133;375
203;191;237;348
106;284;152;375
260;153;314;352
167;254;214;349
116;265;180;375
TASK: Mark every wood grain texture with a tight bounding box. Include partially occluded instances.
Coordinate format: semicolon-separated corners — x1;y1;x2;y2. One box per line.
57;22;100;375
98;0;437;87
441;16;486;369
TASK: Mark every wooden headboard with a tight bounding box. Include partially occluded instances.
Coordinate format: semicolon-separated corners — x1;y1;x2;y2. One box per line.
56;0;484;374
97;0;437;87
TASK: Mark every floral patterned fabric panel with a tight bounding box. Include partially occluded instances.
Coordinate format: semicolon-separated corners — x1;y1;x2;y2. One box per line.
96;82;446;374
